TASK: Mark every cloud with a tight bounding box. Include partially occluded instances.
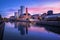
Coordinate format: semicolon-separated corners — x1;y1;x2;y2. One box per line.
6;13;14;18
7;8;18;12
28;7;60;14
28;2;60;14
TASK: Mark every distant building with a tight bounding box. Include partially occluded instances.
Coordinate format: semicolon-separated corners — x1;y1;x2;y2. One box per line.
20;6;24;16
19;8;31;19
47;10;53;15
14;12;18;19
23;13;31;19
9;16;15;21
18;6;24;17
25;8;29;19
44;13;60;21
18;9;21;17
32;14;40;19
41;13;47;20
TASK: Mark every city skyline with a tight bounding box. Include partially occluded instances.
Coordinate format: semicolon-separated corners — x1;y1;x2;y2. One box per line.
0;0;60;18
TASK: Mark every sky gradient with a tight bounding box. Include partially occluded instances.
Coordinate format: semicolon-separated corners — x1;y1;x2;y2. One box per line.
0;0;60;18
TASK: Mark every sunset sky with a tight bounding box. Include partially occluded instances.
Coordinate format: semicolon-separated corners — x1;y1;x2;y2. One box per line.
0;0;60;18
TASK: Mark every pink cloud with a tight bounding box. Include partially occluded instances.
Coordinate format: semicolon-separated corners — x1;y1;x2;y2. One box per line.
27;2;60;14
28;7;60;14
7;8;18;12
5;12;14;18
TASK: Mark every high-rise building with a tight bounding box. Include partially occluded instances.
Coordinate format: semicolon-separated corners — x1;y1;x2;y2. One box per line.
20;6;24;16
18;6;24;17
18;9;21;17
14;12;18;19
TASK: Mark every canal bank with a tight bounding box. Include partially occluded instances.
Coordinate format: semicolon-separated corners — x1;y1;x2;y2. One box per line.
36;21;60;27
0;22;5;40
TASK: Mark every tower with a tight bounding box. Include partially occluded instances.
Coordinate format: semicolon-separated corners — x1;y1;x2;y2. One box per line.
26;8;28;19
20;6;24;16
14;12;18;19
18;9;21;17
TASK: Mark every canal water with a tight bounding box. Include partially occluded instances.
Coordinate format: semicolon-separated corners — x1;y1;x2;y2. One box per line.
2;22;60;40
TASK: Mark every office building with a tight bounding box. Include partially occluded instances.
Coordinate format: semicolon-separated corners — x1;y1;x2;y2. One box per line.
14;12;18;19
18;9;21;17
20;6;24;16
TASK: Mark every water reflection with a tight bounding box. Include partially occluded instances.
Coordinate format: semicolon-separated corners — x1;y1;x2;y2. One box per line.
14;22;18;28
3;22;60;40
14;22;30;35
45;26;60;34
36;24;60;34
